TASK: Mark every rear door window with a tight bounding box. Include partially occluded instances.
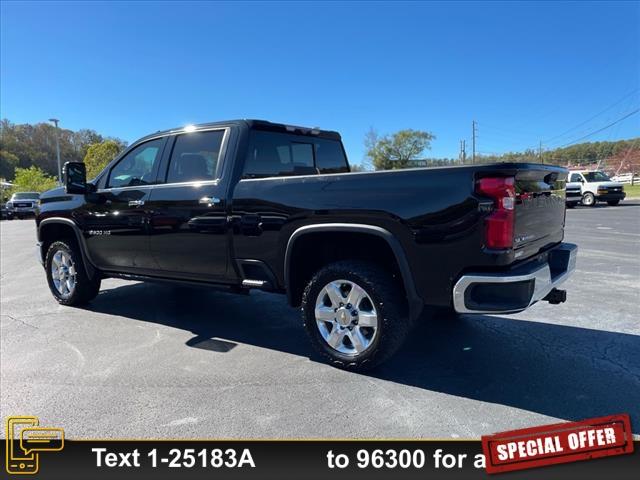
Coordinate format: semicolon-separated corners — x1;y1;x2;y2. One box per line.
243;131;348;178
165;130;225;183
243;131;316;178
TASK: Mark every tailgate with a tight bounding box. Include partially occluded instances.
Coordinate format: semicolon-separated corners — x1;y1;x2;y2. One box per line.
513;166;567;258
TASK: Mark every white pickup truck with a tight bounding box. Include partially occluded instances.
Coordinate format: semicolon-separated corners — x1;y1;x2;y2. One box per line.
567;170;626;206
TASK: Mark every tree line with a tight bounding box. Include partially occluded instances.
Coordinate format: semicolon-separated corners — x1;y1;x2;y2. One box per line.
474;138;640;169
0;119;127;180
364;127;639;173
1;119;128;197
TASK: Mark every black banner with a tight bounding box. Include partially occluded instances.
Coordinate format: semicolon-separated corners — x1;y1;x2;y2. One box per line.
3;440;638;479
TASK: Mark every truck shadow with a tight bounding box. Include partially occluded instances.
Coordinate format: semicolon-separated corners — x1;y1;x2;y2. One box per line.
571;202;640;209
86;281;640;433
381;313;640;433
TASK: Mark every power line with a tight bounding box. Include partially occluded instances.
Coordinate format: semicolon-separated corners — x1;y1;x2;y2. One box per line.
556;108;640;148
479;124;536;138
542;88;639;146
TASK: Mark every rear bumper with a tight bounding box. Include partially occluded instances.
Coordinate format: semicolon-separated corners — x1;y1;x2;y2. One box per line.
452;242;577;314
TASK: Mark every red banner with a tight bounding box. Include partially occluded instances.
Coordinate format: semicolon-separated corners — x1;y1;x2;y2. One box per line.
482;414;634;474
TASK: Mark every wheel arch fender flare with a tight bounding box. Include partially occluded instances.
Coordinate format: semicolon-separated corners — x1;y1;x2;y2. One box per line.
283;223;423;320
39;217;97;279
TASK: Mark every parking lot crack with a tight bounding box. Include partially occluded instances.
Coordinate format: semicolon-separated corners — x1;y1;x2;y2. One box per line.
1;314;39;329
599;342;640;384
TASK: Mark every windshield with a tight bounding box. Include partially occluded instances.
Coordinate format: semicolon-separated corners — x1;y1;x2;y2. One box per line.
583;171;610;182
12;192;40;199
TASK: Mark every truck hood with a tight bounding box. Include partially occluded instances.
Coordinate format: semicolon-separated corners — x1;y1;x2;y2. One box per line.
587;181;624;189
39;186;66;199
11;197;39;202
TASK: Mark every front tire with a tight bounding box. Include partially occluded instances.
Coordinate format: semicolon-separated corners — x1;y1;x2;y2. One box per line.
301;260;410;371
582;192;596;207
607;200;620;206
45;240;101;306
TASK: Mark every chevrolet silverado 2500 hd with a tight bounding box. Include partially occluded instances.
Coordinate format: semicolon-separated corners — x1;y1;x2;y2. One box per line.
35;120;577;370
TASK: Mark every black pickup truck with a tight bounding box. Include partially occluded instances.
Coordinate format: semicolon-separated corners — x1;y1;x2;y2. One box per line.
36;120;577;370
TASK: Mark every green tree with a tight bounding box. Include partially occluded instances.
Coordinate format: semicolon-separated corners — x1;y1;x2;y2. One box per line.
0;119;126;177
366;129;435;170
10;166;58;194
83;140;124;179
0;149;19;180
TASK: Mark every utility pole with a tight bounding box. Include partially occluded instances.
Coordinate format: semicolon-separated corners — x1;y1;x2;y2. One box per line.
538;140;543;163
459;140;466;164
472;120;477;164
49;118;62;184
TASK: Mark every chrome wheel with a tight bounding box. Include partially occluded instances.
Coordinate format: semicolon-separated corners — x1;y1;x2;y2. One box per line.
315;279;379;356
50;250;77;298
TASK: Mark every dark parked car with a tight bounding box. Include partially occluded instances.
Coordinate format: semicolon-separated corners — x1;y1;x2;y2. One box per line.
6;191;40;219
35;120;577;370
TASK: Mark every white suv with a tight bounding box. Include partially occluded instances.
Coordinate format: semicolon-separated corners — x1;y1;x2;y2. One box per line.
567;170;626;206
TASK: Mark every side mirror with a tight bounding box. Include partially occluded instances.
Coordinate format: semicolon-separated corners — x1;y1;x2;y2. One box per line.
63;162;88;194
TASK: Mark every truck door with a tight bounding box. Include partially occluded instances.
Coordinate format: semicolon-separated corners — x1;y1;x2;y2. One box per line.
145;128;232;281
82;137;166;270
569;172;584;189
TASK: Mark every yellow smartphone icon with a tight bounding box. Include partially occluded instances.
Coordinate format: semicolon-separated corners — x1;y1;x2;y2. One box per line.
6;416;39;475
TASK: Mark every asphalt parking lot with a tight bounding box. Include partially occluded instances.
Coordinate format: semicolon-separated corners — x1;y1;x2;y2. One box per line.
1;203;639;439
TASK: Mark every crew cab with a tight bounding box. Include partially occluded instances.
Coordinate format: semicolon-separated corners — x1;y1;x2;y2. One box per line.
35;120;577;370
568;170;626;206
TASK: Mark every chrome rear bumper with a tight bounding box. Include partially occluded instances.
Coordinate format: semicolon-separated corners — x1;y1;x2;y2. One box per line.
452;243;577;314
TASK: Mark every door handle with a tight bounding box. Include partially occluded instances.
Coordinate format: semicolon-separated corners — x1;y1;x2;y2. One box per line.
199;196;221;206
240;214;262;236
128;200;145;207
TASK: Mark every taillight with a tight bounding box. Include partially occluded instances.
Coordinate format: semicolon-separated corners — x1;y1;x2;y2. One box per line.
476;176;515;249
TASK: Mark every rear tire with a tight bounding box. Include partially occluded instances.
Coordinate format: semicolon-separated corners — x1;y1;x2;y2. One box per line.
582;192;596;207
607;200;620;206
45;240;101;306
566;203;576;209
301;260;411;371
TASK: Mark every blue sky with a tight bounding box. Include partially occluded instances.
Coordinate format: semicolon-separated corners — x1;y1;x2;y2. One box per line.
1;1;639;165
